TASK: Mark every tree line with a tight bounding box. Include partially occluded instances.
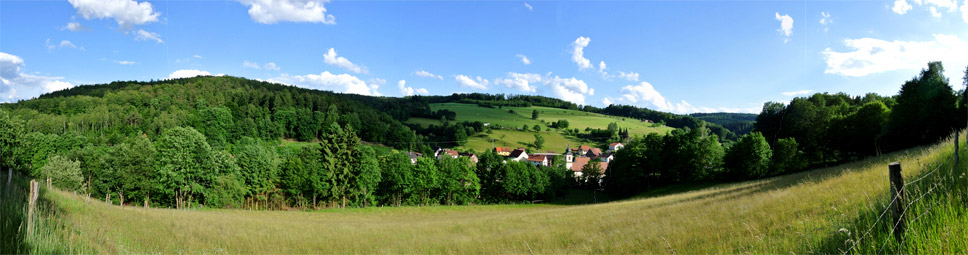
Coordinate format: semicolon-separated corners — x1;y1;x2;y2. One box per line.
607;62;968;196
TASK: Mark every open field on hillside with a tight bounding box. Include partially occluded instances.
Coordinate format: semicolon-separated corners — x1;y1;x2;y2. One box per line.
25;134;964;253
411;103;673;136
461;129;583;154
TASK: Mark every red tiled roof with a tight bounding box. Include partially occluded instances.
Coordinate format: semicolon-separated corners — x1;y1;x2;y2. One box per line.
579;145;591;151
527;155;547;162
609;142;622;146
589;148;603;157
571;159;607;173
495;147;513;152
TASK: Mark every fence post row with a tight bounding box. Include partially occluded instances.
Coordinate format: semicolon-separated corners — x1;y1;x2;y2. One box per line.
888;162;906;245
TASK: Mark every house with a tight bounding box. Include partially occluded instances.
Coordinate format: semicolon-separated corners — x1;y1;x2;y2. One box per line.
460;153;479;165
567;156;590;172
609;142;624;152
527;155;549;167
407;151;422;165
508;149;529;162
495;147;513;156
587;148;603;158
570;158;608;178
435;148;459;159
600;153;614;162
532;153;561;166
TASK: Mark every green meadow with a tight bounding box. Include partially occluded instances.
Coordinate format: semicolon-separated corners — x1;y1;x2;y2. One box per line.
10;132;966;254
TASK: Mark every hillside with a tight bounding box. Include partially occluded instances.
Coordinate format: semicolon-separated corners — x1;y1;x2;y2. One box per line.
406;102;673;153
690;112;757;136
13;131;964;253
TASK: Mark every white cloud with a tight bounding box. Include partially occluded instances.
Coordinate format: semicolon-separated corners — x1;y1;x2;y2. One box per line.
571;36;593;70
524;2;533;11
267;71;379;96
397;80;429;96
115;60;136;65
821;34;968;78
599;61;607;72
775;13;794;43
603;81;759;113
414;70;443;80
323;48;367;74
0;52;74;102
602;97;613;106
819;11;832;25
962;0;968;23
67;0;160;30
781;90;813;96
930;6;943;16
494;72;541;93
134;29;163;43
263;62;280;71
546;76;591;105
46;39;84;51
517;54;531;65
193;54;204;59
167;69;216;79
237;0;335;24
64;22;90;32
893;0;914;14
243;61;261;69
616;71;639;81
455;75;489;90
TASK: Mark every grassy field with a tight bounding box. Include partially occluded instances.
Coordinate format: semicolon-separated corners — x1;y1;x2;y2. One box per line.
410;103;673;136
14;133;965;253
407;103;674;152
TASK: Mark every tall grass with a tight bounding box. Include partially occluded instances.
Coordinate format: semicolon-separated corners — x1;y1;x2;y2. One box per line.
0;171;85;253
836;131;968;254
13;132;968;253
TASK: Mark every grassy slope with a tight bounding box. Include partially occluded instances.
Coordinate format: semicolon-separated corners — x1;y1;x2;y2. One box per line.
37;135;966;253
408;103;673;152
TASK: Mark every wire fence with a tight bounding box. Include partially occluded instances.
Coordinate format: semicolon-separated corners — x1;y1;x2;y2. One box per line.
842;149;957;255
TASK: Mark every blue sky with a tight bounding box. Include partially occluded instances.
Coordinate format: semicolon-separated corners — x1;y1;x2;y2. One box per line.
2;0;968;113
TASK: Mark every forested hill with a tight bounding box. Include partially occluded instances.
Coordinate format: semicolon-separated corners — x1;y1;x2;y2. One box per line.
690;112;757;136
5;75;426;151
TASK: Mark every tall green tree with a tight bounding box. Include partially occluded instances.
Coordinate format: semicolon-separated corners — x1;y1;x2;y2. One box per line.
882;62;959;151
437;156;479;205
155;127;215;209
723;132;772;180
532;110;539;120
0;109;23;172
533;133;544;150
41;155;83;192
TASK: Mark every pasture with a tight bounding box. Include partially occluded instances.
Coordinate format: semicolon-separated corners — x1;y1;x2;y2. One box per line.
19;133;965;253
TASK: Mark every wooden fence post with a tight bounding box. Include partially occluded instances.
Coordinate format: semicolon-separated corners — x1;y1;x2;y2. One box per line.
106;193;111;205
889;162;906;245
27;180;39;236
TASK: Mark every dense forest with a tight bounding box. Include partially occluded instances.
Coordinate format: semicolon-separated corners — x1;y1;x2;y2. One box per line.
606;62;968;196
690;112;757;136
0;76;573;209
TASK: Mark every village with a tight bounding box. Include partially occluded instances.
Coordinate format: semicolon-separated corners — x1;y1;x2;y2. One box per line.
407;142;625;181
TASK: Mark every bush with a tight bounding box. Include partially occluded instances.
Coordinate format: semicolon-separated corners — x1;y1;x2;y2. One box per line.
41;155;83;192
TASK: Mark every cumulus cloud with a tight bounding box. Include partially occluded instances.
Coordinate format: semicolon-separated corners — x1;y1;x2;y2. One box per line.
115;60;136;65
781;90;813;96
0;52;74;102
323;48;367;74
524;2;533;11
571;36;593;70
599;61;607;72
193;54;204;59
67;0;160;29
167;69;216;79
493;72;541;93
243;61;261;69
414;70;443;80
46;39;83;51
546;76;592;105
775;13;793;43
267;71;380;96
819;11;832;32
893;0;913;14
237;0;336;24
397;80;429;96
616;71;639;81
455;75;489;90
63;22;91;32
516;54;531;65
263;62;280;71
602;81;759;113
821;34;968;78
962;0;968;23
134;29;163;43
